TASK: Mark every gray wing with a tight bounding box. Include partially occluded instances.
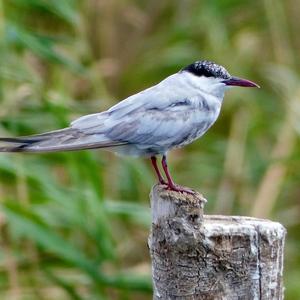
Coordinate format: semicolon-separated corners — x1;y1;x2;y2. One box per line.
72;76;215;150
104;102;201;148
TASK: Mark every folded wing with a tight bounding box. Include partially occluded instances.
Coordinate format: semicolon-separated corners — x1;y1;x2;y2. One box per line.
0;73;212;153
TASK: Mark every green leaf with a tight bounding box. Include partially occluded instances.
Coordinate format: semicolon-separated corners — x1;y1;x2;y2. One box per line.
5;23;83;72
8;0;79;25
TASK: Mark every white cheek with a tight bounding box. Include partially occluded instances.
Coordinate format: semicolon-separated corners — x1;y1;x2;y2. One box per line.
214;84;226;98
182;72;226;99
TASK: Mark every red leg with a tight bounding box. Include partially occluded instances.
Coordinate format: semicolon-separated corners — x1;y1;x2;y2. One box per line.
161;155;195;194
161;155;177;189
151;156;166;184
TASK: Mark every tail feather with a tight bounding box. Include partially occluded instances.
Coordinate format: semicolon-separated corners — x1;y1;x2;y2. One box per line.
0;127;127;153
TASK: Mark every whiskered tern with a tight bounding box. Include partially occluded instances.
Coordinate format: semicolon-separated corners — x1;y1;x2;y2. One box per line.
0;60;259;193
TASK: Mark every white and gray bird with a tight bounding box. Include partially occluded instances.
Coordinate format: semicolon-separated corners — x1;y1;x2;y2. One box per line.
0;60;259;193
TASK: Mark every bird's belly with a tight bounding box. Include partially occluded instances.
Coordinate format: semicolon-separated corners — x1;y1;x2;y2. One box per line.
111;144;165;157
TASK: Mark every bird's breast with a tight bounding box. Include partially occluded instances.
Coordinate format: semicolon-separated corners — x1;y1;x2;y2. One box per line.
173;97;221;148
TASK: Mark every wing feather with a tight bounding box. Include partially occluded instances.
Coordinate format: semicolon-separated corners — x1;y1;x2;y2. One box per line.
68;72;216;150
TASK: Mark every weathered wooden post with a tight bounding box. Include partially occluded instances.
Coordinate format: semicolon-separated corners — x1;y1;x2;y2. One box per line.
148;184;286;300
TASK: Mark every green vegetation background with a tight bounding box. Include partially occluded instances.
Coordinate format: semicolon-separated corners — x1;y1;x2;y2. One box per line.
0;0;299;299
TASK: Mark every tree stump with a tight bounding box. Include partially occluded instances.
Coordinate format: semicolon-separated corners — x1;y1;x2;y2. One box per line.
148;184;286;300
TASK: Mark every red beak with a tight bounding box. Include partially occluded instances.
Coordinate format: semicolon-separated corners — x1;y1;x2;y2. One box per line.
223;76;260;88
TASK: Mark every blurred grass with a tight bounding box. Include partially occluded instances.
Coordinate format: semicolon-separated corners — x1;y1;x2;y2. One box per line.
0;0;299;299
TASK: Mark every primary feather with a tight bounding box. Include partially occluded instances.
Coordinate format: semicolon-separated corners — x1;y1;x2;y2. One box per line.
0;128;127;152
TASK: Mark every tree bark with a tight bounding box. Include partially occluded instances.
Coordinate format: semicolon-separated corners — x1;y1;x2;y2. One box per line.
148;184;286;300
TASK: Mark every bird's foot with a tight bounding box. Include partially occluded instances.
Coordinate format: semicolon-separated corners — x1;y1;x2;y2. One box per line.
166;183;196;195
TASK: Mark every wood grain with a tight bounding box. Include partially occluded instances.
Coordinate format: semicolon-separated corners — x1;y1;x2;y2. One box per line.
149;184;286;300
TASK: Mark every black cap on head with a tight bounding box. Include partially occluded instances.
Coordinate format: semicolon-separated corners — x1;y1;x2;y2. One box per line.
182;60;230;79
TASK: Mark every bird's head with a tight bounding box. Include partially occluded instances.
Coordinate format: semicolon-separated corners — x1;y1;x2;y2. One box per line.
181;60;259;97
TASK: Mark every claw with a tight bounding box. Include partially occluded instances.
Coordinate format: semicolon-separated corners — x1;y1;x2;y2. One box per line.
166;183;196;195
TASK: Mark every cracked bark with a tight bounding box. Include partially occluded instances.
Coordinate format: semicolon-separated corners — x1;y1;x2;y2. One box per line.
148;184;286;300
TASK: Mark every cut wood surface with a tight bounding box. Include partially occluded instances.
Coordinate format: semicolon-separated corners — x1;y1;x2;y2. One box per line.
148;184;286;300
